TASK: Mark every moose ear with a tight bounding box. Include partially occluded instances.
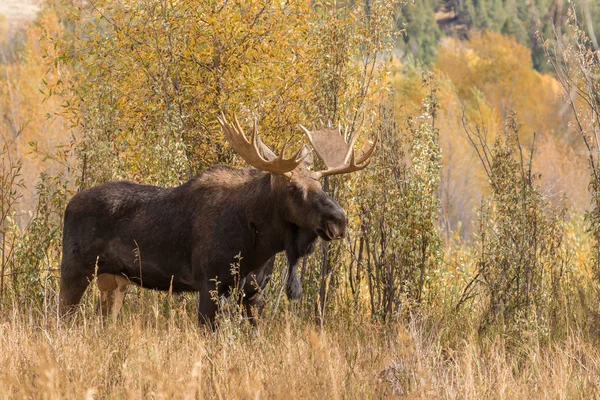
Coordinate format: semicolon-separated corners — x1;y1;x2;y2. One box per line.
299;145;313;168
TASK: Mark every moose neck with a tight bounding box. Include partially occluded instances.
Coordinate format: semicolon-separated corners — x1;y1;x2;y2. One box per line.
235;170;291;250
238;170;279;216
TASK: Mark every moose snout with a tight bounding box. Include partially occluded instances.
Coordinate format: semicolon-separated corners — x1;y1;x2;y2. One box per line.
326;220;346;240
314;197;348;241
324;211;347;240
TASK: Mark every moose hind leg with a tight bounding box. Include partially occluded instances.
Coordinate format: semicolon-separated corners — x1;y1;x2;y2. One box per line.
111;275;129;319
97;274;116;318
243;292;266;326
97;274;129;320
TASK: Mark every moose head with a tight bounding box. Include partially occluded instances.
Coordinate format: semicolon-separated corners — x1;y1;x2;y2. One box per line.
217;113;377;244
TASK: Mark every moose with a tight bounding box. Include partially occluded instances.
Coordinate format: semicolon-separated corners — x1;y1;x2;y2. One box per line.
58;114;376;324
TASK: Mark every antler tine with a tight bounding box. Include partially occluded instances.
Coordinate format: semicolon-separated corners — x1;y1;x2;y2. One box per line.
247;116;263;157
218;112;241;146
286;144;308;164
218;112;308;175
279;139;293;162
279;139;287;160
251;118;259;150
298;124;314;146
233;113;258;153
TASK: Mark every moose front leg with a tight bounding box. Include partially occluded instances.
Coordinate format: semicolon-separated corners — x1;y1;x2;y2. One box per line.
195;284;218;327
286;253;302;300
242;257;275;324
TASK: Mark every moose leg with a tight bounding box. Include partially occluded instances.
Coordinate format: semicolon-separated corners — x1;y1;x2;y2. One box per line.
97;274;116;318
243;292;266;325
111;275;129;319
242;257;275;324
97;274;129;320
241;277;261;325
59;261;93;317
285;254;302;300
196;284;218;327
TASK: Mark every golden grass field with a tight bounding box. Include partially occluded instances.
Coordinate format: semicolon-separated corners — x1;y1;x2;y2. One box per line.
1;288;600;399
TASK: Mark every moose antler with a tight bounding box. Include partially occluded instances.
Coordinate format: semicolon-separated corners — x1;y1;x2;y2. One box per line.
299;116;377;178
218;113;309;175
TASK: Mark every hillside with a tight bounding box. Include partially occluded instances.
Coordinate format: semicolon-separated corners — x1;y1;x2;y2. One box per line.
398;0;599;69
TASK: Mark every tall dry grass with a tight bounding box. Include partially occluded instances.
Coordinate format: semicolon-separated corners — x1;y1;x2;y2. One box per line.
1;291;600;399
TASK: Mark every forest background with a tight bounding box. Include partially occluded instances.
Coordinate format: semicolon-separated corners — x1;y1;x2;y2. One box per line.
2;0;600;398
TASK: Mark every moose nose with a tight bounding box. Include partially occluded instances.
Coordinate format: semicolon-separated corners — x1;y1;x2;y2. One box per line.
326;217;347;240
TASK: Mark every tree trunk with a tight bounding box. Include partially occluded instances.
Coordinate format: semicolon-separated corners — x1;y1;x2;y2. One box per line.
581;0;599;50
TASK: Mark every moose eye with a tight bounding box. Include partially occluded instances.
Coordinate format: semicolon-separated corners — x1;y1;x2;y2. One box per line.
287;185;302;194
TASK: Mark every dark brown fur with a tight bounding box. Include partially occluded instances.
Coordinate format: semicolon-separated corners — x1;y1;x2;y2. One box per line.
59;164;346;325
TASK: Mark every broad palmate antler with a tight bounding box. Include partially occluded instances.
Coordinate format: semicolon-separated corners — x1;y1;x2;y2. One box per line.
299;116;377;178
218;113;377;178
217;113;309;175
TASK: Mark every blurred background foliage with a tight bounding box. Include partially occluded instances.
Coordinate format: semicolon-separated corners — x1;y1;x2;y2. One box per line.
1;0;600;354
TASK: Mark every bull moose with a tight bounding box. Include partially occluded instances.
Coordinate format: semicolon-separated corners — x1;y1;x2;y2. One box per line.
58;114;376;324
